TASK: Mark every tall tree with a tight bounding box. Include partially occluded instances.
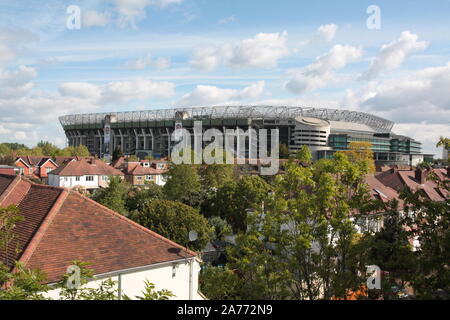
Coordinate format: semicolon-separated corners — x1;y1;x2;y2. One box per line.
199;164;235;190
92;176;129;215
400;176;450;299
207;175;272;232
339;141;376;173
163;164;202;207
224;153;372;300
129;200;212;252
295;145;312;163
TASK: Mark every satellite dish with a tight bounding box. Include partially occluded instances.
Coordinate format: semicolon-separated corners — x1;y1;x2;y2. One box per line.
188;230;198;242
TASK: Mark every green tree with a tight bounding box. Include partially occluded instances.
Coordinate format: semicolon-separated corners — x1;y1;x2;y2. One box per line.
200;266;243;300
199;163;235;190
339;141;376;173
37;141;60;157
400;177;450;299
209;175;272;232
163;164;202;207
362;200;416;299
0;205;24;267
223;153;372;300
0;261;49;300
208;216;232;241
92;176;129;215
295;145;312;163
0;144;12;157
125;183;164;213
279;143;290;159
135;280;175;300
129;200;212;251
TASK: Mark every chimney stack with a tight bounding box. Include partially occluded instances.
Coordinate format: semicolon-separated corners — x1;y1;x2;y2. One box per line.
415;167;427;184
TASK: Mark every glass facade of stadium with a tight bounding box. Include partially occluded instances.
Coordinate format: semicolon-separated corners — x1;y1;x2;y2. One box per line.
59;106;428;166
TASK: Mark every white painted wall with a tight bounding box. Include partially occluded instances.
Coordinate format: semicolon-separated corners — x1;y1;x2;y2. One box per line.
44;258;204;300
48;174;100;189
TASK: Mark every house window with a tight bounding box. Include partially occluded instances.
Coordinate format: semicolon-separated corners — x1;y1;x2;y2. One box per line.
137;176;143;181
46;167;53;174
103;176;109;181
86;176;94;182
75;176;80;182
146;175;152;180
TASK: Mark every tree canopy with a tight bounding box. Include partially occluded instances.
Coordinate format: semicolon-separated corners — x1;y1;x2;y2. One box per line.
128;199;212;252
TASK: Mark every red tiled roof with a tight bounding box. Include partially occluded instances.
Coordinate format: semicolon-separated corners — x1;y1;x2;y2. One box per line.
364;175;403;207
0;174;16;196
125;162;167;175
0;177;63;269
0;175;195;283
375;168;448;202
49;159;124;177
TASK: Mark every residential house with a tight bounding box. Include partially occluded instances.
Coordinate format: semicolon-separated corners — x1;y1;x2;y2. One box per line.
48;158;124;191
375;167;449;202
123;160;168;186
0;174;204;300
0;165;18;175
15;156;58;181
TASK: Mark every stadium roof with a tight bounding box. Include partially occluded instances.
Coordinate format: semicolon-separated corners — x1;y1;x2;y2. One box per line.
59;106;394;133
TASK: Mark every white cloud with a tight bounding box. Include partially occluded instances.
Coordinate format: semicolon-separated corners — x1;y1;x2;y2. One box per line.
393;123;450;155
218;15;236;25
14;131;27;140
123;53;153;69
58;82;102;100
122;54;170;70
285;44;362;94
317;24;338;43
0;28;38;66
101;78;175;103
115;0;183;28
361;31;427;80
59;78;175;105
190;32;289;72
298;24;338;48
153;56;171;70
359;62;450;125
178;81;265;106
0;65;37;99
0;125;11;134
190;47;224;72
83;11;110;27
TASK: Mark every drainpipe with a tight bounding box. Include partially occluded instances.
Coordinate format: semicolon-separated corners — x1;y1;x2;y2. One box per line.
189;259;194;300
118;273;122;300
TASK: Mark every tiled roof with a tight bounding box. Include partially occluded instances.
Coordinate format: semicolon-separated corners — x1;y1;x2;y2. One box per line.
0;175;196;283
0;174;15;196
364;175;403;207
375;168;449;202
126;162;167;175
26;192;195;283
0;177;63;269
49;159;124;177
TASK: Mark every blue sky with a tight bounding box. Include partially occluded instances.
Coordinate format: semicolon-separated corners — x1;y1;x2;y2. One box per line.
0;0;449;155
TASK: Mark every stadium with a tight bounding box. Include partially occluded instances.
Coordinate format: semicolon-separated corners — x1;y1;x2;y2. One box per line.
59;106;426;166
